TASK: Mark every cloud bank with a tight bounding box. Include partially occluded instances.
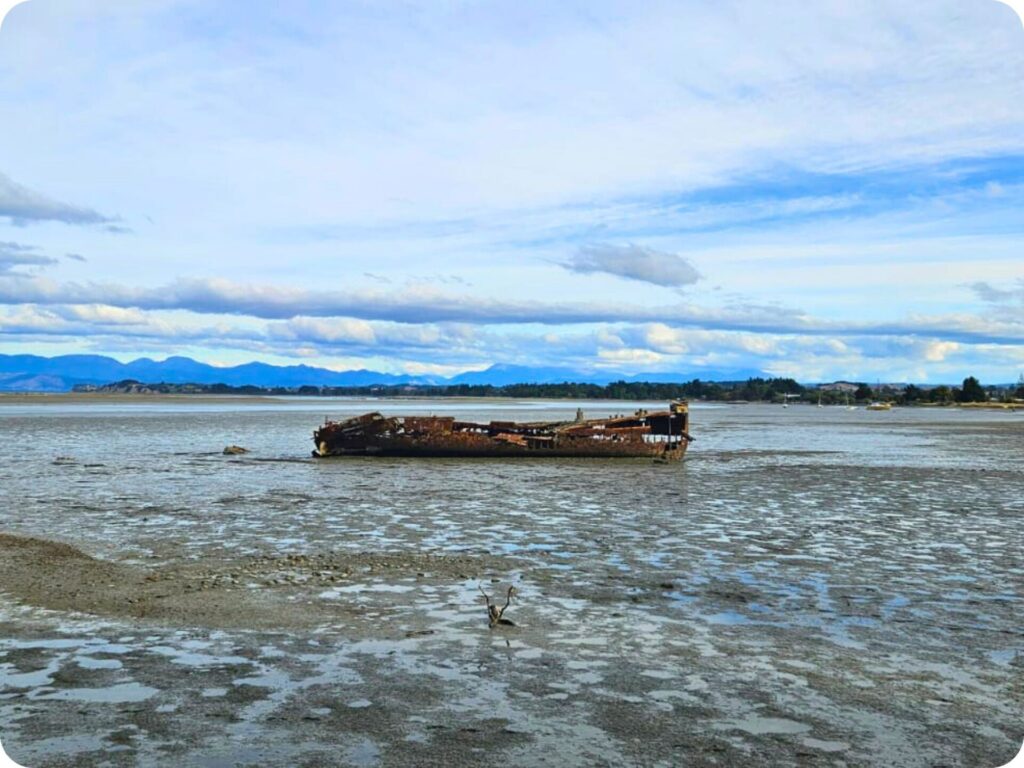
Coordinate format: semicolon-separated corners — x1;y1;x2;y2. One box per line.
1;274;1023;348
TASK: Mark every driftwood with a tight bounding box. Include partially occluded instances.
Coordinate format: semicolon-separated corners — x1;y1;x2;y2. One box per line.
479;584;516;627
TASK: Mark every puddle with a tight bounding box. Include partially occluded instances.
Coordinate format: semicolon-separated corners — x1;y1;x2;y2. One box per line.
716;715;812;735
345;737;381;767
988;650;1017;666
33;682;158;704
802;737;851;752
74;656;123;670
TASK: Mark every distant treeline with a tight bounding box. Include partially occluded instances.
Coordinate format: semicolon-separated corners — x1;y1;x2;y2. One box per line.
73;375;1024;403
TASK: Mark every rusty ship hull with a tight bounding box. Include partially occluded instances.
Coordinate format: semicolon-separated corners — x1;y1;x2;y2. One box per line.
313;402;692;461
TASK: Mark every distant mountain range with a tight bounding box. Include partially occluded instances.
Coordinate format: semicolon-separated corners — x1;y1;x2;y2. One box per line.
0;354;769;392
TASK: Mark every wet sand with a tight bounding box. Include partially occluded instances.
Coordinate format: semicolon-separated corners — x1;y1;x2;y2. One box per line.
0;401;1021;767
0;534;508;632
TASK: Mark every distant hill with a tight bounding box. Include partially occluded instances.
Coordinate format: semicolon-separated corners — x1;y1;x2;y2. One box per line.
0;354;769;392
0;354;434;392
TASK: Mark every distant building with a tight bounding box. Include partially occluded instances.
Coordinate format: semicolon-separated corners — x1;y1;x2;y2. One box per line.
817;381;859;393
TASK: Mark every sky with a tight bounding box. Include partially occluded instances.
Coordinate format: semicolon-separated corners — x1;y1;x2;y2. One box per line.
1;0;1023;383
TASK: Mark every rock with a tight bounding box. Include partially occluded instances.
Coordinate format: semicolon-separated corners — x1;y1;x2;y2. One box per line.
223;445;249;455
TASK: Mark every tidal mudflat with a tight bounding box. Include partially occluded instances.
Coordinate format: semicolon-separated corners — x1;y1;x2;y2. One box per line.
0;398;1021;767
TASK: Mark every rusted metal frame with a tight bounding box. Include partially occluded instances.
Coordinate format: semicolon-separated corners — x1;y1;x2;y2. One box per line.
314;402;691;459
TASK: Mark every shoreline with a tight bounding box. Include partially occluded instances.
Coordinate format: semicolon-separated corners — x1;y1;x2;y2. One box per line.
0;392;287;405
1;391;1021;409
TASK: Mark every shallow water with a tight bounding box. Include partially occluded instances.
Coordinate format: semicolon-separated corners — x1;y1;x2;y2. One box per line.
0;398;1021;767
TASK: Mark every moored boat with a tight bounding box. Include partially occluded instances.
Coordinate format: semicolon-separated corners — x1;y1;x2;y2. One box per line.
313;401;693;460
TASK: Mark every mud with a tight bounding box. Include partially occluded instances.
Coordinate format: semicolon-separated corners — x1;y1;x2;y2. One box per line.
1;400;1021;767
0;534;512;632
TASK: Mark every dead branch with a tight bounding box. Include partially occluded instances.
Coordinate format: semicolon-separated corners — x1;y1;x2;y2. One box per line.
479;584;517;627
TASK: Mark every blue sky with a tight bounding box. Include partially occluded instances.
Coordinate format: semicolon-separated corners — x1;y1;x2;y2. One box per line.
1;0;1023;382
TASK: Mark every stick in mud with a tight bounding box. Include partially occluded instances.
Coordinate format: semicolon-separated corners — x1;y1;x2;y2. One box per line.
479;584;517;627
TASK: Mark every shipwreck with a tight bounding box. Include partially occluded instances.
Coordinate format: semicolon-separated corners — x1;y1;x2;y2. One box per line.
313;401;692;460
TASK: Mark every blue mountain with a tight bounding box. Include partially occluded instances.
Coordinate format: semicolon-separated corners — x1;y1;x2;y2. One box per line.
0;354;770;392
0;354;431;392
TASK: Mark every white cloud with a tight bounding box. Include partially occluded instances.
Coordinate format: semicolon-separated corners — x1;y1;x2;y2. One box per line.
922;340;960;362
0;172;112;226
268;316;458;350
0;241;57;272
54;304;149;326
3;1;1022;231
596;348;666;368
564;244;701;287
270;317;377;345
643;323;688;354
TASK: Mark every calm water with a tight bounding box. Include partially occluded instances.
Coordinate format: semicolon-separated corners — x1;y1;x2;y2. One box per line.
0;398;1021;767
